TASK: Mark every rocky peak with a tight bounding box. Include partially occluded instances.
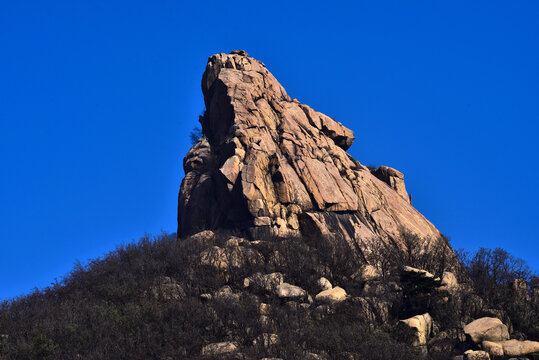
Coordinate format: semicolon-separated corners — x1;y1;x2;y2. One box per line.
178;51;458;270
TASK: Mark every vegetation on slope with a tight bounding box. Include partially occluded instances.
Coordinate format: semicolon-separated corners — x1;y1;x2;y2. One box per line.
0;232;536;359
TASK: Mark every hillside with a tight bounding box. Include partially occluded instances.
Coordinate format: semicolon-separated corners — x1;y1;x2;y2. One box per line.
0;231;537;359
1;51;538;360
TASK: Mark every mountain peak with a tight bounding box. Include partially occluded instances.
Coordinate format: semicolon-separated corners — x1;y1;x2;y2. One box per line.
178;52;458;271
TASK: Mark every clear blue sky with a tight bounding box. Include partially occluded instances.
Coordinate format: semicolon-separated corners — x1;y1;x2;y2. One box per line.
1;1;538;299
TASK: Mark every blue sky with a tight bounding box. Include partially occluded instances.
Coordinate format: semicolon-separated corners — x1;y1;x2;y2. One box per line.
1;1;538;299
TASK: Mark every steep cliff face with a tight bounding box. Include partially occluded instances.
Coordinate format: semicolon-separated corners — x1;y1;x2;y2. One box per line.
178;50;454;266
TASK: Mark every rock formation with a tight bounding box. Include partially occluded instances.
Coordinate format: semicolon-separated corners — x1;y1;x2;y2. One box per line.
178;50;458;270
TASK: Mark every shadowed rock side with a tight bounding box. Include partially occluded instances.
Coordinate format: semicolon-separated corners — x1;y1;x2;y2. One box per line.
178;50;456;269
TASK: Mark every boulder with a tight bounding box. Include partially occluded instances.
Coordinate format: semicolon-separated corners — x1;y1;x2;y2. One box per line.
317;277;333;291
500;339;539;357
481;341;504;357
149;276;185;301
315;286;347;304
177;50;461;275
398;313;433;346
200;341;238;356
463;317;509;343
276;283;307;299
243;272;284;293
187;230;215;245
199;245;264;280
351;265;382;282
464;350;490;360
213;286;240;302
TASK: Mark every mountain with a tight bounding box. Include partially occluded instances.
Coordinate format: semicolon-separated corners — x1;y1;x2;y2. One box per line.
0;51;537;360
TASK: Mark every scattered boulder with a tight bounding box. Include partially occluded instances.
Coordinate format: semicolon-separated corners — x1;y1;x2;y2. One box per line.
398;313;433;346
199;245;264;280
276;283;307;299
187;230;215;246
213;286;240;302
200;341;238;356
199;246;228;272
481;341;504;357
499;339;539;357
351;264;382;282
317;277;333;291
463;317;509;343
243;272;284;293
149;276;185;301
464;350;490;360
315;286;347;304
225;236;246;247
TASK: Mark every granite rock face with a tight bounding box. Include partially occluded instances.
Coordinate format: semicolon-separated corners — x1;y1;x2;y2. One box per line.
178;50;458;270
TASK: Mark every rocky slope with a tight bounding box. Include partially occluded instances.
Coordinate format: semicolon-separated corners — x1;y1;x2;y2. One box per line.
1;51;537;360
178;50;457;270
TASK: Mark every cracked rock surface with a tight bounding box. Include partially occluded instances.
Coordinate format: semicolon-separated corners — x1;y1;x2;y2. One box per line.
178;50;457;269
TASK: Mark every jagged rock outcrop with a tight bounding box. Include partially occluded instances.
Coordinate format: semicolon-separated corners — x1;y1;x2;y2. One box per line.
178;50;459;271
